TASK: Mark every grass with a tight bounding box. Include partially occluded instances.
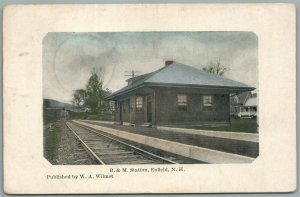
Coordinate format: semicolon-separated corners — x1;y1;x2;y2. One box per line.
69;112;113;121
44;123;62;163
69;111;87;119
43;108;55;124
189;117;258;133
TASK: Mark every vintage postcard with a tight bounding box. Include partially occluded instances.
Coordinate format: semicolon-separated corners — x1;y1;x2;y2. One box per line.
3;4;296;194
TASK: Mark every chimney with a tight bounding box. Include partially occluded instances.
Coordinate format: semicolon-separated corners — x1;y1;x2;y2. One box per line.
165;60;174;66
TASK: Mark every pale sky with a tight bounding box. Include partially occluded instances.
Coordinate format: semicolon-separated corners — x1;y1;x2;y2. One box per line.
43;32;258;103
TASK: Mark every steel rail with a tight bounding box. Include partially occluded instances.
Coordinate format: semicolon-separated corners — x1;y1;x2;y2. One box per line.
71;121;178;164
65;121;106;165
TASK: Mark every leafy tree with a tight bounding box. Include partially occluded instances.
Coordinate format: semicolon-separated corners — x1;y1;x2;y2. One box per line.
85;73;102;112
202;59;230;76
72;67;111;113
72;89;86;107
85;68;111;113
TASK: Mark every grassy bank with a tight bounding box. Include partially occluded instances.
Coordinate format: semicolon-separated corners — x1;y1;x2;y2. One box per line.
44;123;62;163
43;108;56;124
69;112;113;121
189;117;258;133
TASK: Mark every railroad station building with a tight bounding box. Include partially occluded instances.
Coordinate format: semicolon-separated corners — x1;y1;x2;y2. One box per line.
106;61;255;127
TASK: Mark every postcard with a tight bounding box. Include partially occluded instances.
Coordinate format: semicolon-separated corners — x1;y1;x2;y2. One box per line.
3;4;296;194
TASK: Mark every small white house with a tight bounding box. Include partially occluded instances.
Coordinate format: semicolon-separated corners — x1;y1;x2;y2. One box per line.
231;92;257;118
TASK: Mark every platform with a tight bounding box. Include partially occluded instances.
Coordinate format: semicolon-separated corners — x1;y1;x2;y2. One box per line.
73;120;258;164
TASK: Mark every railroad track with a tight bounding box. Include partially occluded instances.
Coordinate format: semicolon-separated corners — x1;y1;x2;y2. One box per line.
65;121;178;165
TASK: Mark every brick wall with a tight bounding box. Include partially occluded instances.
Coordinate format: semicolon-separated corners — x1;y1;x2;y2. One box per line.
114;87;230;126
154;87;230;125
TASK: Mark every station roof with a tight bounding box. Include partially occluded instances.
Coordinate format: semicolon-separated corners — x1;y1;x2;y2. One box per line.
107;62;255;100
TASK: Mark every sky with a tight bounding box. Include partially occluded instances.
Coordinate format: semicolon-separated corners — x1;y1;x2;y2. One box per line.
43;32;258;103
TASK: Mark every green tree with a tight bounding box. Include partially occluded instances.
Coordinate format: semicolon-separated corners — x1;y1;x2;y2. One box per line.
85;74;101;112
85;70;110;113
72;67;110;113
202;59;229;76
72;89;86;107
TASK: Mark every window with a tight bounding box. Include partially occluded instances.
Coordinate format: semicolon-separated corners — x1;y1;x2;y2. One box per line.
203;96;212;106
203;95;213;111
253;107;257;112
136;96;143;112
177;94;187;111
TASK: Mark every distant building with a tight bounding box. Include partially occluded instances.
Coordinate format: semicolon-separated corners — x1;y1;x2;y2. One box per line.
106;61;255;126
230;92;257;118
